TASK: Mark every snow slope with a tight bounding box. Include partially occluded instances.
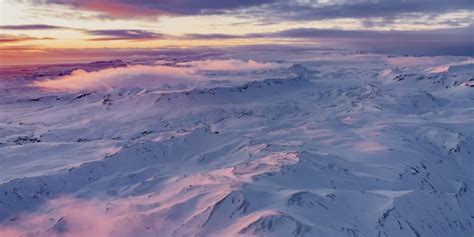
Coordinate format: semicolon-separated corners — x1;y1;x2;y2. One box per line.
0;49;473;237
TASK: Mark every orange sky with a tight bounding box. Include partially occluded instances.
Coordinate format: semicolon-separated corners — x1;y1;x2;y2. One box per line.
0;0;472;64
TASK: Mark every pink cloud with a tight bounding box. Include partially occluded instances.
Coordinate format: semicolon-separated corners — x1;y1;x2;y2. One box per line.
33;59;282;91
32;65;201;91
30;0;275;19
80;0;166;18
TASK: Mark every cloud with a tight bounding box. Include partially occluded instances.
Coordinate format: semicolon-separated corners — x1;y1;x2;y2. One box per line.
0;34;55;44
32;59;281;91
31;0;277;18
177;59;280;71
0;26;189;42
30;0;473;21
0;24;68;30
84;29;166;41
33;65;201;91
0;47;205;66
181;33;242;40
179;26;474;56
247;0;474;22
284;27;473;56
274;24;474;38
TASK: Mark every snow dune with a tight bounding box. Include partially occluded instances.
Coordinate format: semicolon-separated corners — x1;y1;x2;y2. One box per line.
0;50;473;236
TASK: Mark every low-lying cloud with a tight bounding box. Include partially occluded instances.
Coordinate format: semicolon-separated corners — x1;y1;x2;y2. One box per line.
178;59;279;71
33;59;281;91
33;65;201;91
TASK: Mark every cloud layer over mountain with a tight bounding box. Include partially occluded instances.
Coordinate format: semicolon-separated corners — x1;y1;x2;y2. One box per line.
33;59;281;91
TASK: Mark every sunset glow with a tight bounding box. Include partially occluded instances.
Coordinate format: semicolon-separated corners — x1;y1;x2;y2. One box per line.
1;0;472;64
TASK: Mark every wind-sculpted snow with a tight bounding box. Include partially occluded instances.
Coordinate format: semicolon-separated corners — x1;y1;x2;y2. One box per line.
0;51;473;237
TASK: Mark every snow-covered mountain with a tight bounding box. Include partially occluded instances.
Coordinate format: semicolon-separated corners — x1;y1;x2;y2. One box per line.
0;49;473;237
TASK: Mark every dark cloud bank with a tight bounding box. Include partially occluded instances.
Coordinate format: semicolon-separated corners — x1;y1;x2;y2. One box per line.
30;0;473;20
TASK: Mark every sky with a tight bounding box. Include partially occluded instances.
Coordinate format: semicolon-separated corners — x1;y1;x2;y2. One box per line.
0;0;473;64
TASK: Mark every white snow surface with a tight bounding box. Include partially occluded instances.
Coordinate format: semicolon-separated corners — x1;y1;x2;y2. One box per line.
0;49;473;237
